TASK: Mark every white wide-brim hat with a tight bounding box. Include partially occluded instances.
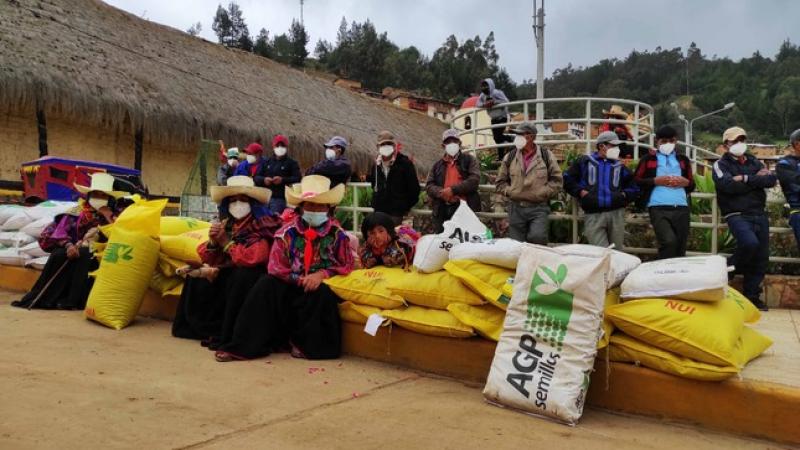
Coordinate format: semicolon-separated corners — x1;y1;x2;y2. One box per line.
74;172;128;198
285;175;345;206
210;175;271;204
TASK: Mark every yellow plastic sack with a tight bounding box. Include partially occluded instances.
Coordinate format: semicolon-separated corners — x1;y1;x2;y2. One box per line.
726;287;761;324
160;229;209;264
338;301;386;325
149;272;183;297
382;306;474;338
388;269;484;310
443;259;515;310
160;216;211;236
606;290;758;367
446;303;505;341
157;252;185;277
324;267;407;309
597;288;621;350
85;199;166;330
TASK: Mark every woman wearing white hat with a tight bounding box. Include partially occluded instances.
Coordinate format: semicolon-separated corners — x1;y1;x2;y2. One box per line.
172;176;282;348
12;172;129;310
214;175;354;362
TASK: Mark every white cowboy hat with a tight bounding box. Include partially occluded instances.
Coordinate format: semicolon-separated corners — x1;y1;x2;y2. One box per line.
602;104;628;118
74;172;128;198
210;175;271;204
285;175;345;206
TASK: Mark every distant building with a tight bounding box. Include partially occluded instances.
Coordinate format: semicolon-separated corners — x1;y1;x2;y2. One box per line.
382;88;457;123
334;78;362;91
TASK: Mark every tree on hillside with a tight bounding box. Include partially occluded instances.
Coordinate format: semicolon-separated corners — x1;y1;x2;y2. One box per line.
314;39;333;64
253;28;272;58
212;2;252;50
186;22;202;37
774;77;800;135
288;19;309;67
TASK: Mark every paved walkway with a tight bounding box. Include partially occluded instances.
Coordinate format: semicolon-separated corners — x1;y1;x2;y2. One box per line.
0;290;784;449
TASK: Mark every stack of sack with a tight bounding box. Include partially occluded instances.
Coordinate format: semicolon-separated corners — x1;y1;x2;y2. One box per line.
0;202;76;268
604;255;772;381
151;216;212;297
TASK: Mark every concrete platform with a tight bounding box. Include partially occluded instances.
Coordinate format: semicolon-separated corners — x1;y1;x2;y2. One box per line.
0;290;782;449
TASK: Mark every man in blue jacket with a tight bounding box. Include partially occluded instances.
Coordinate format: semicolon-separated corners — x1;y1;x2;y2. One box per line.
564;131;639;249
306;136;352;187
776;128;800;252
713;126;777;311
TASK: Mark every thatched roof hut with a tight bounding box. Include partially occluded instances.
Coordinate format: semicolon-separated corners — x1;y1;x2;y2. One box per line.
0;0;447;195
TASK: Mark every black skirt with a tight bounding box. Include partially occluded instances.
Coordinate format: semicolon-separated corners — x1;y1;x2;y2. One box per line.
218;275;342;360
11;247;97;310
171;266;263;342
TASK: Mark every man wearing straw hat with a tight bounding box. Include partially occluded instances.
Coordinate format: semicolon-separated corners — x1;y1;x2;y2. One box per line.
213;175;353;362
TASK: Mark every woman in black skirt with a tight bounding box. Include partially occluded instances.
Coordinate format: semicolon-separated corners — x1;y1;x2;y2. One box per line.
214;175;354;362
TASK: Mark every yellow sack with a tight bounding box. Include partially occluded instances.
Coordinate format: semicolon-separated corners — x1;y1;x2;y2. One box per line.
382;306;474;338
160;216;210;236
726;287;761;324
85;199;165;330
443;259;515;310
156;252;185;277
160;229;209;264
597;288;621;350
324;267;407;309
388;269;484;310
338;301;386;325
446;303;505;341
164;282;183;297
149;272;183;297
606;291;757;367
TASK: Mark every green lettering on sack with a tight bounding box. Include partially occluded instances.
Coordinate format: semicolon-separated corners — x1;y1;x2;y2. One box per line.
103;243;133;263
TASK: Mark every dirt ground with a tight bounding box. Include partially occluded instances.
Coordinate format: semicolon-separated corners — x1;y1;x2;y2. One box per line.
0;290;784;450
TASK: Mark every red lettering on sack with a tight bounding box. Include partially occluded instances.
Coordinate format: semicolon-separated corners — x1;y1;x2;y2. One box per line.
665;300;695;315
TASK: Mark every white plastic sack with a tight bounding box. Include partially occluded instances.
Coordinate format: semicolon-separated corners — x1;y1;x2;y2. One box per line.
24;201;76;220
558;244;641;288
0;248;30;266
19;241;48;258
620;255;728;302
412;201;489;273
0;211;33;231
484;244;610;425
24;256;49;270
0;231;36;247
0;205;23;225
448;238;524;269
20;217;52;238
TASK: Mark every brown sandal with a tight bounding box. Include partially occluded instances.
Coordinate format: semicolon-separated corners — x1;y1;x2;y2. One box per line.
215;351;246;362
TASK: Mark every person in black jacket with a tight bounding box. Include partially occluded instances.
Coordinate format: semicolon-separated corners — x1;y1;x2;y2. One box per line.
776;129;800;252
368;131;421;225
425;129;481;233
713;126;777;311
634;126;695;259
253;134;301;213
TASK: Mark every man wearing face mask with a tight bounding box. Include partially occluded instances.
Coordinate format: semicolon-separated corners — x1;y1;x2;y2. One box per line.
476;78;511;160
634;126;695;259
564;131;639;249
234;141;267;179
425;129;481;233
495;122;562;244
255;134;301;213
368;130;421;225
713;127;776;311
217;147;240;186
305;136;353;187
776;129;800;252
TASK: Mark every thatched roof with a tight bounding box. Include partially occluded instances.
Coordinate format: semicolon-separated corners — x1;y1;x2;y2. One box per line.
0;0;447;175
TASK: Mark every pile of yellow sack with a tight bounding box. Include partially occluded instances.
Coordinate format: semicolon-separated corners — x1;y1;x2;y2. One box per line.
150;216;212;298
601;255;772;381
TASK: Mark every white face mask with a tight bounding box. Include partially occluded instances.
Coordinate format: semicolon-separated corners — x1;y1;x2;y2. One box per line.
228;158;239;166
246;154;257;164
88;197;108;211
605;146;620;160
378;145;395;158
325;148;337;160
273;146;287;157
729;142;747;156
303;211;329;227
228;200;251;220
513;135;528;150
658;143;675;155
444;143;460;157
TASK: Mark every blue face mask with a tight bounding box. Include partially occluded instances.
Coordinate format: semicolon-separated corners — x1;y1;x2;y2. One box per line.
303;211;329;228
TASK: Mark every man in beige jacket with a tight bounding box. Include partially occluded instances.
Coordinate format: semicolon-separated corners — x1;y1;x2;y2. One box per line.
495;122;562;244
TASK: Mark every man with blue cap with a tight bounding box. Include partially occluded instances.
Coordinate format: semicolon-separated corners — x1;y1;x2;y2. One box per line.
306;135;352;187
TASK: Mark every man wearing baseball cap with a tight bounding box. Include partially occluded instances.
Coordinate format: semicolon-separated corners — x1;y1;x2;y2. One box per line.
425;129;481;233
777;128;800;253
563;130;639;249
257;134;301;213
306;135;353;187
368;130;421;225
714;126;776;311
234;141;267;178
495;122;562;244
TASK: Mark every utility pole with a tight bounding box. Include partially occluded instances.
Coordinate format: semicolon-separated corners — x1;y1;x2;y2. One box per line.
533;0;545;130
300;0;305;27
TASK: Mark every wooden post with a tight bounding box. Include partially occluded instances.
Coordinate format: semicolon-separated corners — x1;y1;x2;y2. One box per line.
134;126;143;170
35;107;48;157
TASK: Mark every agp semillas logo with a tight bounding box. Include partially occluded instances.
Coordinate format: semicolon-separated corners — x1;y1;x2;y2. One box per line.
103;243;134;263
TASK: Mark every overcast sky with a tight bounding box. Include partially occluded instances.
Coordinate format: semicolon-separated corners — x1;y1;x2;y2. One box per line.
106;0;799;82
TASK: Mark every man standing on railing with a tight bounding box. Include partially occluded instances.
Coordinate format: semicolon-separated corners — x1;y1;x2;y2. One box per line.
777;129;800;252
425;129;481;233
495;122;562;244
634;126;695;259
476;78;511;160
368;131;421;226
713;127;776;311
306;136;352;187
564;131;639;250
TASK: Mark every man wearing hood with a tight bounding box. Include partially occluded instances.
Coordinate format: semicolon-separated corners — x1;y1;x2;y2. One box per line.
368;130;421;225
476;78;511;160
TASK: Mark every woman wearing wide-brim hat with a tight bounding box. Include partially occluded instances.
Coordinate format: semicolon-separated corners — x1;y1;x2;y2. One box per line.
12;172;130;310
214;175;354;362
172;176;281;350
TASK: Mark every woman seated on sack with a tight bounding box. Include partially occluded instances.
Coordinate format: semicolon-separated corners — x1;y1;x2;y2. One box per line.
213;175;354;362
359;212;417;270
12;173;129;310
171;176;281;349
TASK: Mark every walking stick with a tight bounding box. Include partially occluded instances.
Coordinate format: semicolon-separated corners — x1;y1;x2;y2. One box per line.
27;259;70;310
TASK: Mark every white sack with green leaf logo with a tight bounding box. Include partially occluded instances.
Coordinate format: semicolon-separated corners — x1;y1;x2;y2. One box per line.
483;244;610;425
